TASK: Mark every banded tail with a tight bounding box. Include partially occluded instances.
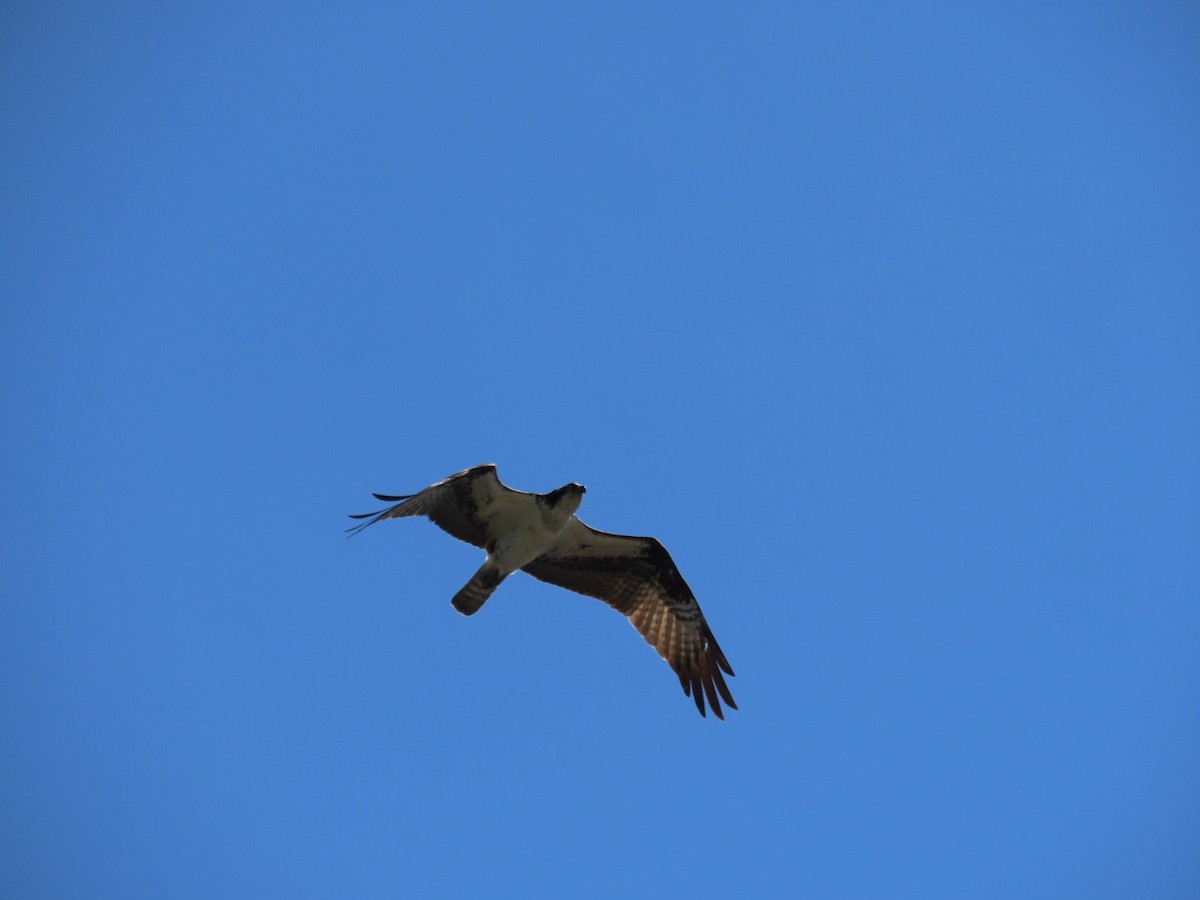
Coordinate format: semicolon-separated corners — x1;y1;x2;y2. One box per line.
452;564;507;615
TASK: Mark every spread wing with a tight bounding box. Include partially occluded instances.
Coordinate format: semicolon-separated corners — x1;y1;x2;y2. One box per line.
521;519;737;719
346;463;513;548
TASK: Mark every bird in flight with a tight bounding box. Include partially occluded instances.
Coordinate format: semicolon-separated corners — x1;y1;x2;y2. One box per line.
348;464;737;719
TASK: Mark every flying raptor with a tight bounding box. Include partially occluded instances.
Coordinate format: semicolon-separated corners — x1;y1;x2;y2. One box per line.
348;464;737;719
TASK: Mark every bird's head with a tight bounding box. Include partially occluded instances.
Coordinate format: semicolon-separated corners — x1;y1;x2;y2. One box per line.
544;482;586;515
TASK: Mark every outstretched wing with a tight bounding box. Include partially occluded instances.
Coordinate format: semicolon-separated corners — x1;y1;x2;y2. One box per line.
346;463;511;548
521;519;737;719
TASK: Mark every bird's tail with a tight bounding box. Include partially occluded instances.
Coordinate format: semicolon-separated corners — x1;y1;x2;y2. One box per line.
451;563;506;616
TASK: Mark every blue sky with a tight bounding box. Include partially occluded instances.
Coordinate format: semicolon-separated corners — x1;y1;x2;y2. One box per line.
3;2;1198;897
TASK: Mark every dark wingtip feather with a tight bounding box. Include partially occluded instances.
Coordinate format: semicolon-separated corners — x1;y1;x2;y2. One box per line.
676;645;736;719
714;668;737;710
701;670;722;719
346;490;414;538
707;631;735;677
344;506;392;537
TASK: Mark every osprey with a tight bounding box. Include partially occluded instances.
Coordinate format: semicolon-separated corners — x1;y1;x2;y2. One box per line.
348;464;737;719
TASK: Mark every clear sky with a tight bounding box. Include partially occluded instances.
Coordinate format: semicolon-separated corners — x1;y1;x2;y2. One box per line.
3;3;1198;898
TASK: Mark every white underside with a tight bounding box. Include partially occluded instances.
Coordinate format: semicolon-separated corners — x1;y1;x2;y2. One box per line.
481;492;579;573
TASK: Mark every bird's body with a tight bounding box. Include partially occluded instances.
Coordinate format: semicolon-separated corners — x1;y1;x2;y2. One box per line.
349;464;737;719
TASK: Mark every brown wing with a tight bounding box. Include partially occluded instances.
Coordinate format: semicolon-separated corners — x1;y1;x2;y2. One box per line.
346;463;510;548
521;519;737;719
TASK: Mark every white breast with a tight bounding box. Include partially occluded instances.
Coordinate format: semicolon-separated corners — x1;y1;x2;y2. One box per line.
481;493;575;573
